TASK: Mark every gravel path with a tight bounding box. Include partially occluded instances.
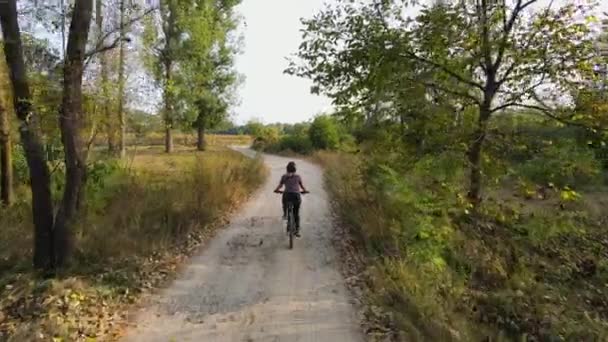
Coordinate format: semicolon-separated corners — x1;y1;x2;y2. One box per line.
122;150;364;342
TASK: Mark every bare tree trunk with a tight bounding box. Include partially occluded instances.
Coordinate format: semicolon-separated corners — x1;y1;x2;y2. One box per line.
117;0;127;158
165;127;173;152
0;101;12;206
467;100;491;206
163;61;173;153
0;0;55;270
96;0;114;153
161;0;177;154
197;113;206;151
54;0;94;267
0;55;12;205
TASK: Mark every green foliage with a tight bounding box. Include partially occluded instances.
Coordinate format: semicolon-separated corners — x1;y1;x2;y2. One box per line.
143;0;241;133
516;141;602;188
317;152;475;339
251;126;280;151
11;144;28;184
320;150;608;340
127;110;163;138
309;115;340;150
274;134;313;154
85;159;124;212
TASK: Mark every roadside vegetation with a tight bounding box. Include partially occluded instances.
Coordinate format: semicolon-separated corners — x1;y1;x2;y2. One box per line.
253;1;608;340
0;146;264;340
247;115;356;155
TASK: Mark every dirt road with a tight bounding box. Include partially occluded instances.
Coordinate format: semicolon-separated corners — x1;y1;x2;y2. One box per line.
123;150;364;342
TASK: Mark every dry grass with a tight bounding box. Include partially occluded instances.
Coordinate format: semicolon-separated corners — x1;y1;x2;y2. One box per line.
0;147;266;341
95;133;253;148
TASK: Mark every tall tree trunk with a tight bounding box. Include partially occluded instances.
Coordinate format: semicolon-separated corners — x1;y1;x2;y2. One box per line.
117;0;127;158
96;0;114;152
165;127;173;152
197;114;206;151
163;60;173;153
0;101;12;206
467;100;491;206
54;0;94;267
161;0;177;154
0;0;55;270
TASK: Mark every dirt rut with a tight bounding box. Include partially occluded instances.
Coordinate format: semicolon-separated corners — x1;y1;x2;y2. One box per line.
122;150;364;342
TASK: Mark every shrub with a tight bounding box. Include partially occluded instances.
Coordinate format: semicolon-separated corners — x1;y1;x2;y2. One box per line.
251;126;280;151
277;134;313;154
12;144;28;184
309;115;340;150
516;141;602;188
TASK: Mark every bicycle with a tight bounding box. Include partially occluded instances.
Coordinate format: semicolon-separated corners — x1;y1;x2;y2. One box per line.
275;190;308;249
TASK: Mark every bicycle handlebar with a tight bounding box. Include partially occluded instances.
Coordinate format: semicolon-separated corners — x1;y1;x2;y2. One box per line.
274;190;309;194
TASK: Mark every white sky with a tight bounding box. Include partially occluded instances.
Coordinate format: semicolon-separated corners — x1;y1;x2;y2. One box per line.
233;0;333;125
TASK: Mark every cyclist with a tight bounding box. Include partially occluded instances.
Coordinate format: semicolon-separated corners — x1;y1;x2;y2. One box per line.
274;161;308;237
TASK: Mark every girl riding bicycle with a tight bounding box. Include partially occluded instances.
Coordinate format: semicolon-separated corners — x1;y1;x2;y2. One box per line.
274;161;308;237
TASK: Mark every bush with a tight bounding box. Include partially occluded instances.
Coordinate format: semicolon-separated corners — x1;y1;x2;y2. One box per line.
309;115;340;150
516;141;602;188
276;134;313;154
251;126;280;151
12;144;28;184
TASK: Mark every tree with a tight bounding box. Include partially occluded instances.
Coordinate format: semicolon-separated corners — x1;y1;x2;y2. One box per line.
95;0;115;152
0;0;55;269
116;0;128;158
196;96;228;151
291;0;601;206
53;0;95;266
181;10;240;151
2;0;96;269
92;0;153;155
153;0;241;152
0;51;13;206
143;0;183;153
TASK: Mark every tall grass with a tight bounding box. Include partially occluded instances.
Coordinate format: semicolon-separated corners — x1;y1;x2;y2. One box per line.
0;148;266;340
316;150;608;341
316;151;477;341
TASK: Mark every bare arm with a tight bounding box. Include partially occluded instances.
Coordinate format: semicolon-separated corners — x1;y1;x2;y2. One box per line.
299;177;308;192
274;176;284;192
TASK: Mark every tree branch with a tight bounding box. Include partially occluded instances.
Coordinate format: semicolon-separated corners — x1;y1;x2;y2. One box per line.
85;7;157;60
420;80;481;105
496;0;554;85
85;36;126;61
479;0;493;72
402;50;485;90
507;103;608;131
493;0;524;71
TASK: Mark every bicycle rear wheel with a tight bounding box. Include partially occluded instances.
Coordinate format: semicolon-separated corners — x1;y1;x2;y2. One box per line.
287;205;294;249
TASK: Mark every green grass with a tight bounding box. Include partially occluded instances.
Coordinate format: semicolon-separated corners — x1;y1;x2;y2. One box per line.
0;147;266;341
316;150;608;341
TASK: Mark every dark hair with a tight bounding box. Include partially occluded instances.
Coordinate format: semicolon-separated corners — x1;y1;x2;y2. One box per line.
287;161;296;173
